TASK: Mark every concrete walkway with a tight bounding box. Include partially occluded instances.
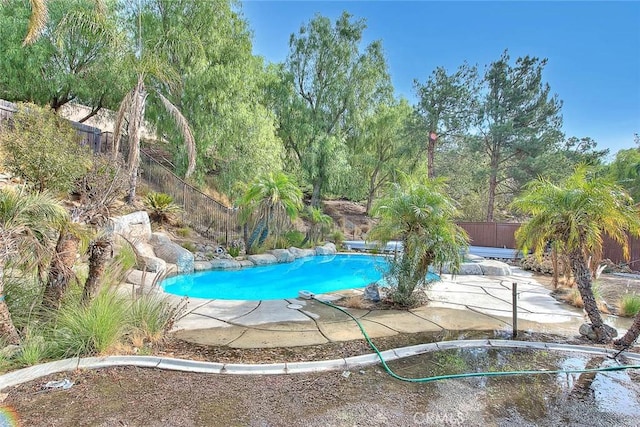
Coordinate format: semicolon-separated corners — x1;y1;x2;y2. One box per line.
170;268;633;348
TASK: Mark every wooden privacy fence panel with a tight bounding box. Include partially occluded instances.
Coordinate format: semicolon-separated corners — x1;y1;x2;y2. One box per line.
457;222;520;249
460;222;640;271
139;149;240;243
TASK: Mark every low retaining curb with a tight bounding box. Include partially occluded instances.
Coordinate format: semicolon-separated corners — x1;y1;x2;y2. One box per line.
1;340;638;391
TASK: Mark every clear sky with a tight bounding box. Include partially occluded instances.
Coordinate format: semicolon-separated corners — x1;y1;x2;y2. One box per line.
241;0;640;159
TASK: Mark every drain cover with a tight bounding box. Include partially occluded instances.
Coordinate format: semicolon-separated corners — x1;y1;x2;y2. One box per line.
287;303;303;310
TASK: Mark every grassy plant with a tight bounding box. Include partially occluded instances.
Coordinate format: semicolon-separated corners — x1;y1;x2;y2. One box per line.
618;293;640;317
283;230;305;248
330;229;345;248
227;246;240;257
144;192;182;224
15;332;48;366
51;290;128;357
176;227;191;238
128;292;181;344
114;240;138;272
4;273;42;330
564;282;607;312
181;242;196;253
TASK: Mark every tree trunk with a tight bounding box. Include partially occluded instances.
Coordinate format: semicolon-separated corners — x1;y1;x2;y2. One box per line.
366;167;380;214
569;249;611;343
126;165;139;204
43;231;80;310
615;311;640;347
427;137;436;179
0;277;20;345
310;180;322;208
81;238;112;304
486;161;498;222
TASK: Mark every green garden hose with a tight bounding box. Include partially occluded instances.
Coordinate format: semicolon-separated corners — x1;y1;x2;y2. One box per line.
313;297;640;383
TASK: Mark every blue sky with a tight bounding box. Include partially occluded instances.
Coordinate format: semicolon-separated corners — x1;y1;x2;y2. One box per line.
241;1;640;158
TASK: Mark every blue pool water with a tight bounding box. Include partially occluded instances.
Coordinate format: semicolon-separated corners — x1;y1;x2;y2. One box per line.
162;254;438;300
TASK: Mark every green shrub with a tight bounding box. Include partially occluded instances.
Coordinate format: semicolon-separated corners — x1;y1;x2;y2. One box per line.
128;292;182;344
181;242;196;253
51;290;128;357
330;229;345;248
144;192;182;224
227;246;240;257
176;227;191;238
618;293;640;317
0;103;93;192
283;230;305;247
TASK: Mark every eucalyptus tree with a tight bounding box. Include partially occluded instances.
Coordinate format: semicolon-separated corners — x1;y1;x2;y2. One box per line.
369;176;469;306
413;64;477;178
513;167;640;343
136;0;282;195
475;51;563;221
280;12;392;207
0;0;126;117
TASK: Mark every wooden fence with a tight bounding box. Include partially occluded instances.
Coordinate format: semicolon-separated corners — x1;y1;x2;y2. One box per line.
459;222;640;270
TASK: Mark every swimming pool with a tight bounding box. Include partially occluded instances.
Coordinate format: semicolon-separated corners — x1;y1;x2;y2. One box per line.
162;254;436;300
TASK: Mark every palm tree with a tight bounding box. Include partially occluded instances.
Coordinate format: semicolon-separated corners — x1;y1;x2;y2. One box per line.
302;206;333;246
0;188;67;344
238;172;303;253
368;176;469;306
112;63;196;203
512;166;640;343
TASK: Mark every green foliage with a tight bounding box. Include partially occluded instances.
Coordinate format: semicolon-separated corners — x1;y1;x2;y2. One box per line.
181;242;196;253
227;246;240;257
607;148;640;202
138;0;282;195
283;230;306;248
474;51;563;221
302;206;333;245
15;332;49;366
128;292;179;344
369;176;469;306
51;289;128;357
144;192;181;224
618;294;640;317
4;275;42;331
330;229;345;248
0;103;93;192
176;227;191;238
0;0;128;112
239;172;303;252
278;12;392;206
114;241;137;272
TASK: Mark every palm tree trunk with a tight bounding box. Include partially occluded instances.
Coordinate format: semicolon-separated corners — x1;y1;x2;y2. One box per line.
569;249;611;343
43;231;80;309
0;278;20;345
82;238;112;304
614;311;640;348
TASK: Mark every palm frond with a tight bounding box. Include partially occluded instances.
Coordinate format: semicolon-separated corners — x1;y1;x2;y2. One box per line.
156;92;196;178
23;0;48;46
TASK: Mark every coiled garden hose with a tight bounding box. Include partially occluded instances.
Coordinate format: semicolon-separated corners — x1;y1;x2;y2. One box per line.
313;296;640;383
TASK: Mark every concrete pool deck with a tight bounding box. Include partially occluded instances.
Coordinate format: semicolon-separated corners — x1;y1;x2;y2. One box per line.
155;268;634;349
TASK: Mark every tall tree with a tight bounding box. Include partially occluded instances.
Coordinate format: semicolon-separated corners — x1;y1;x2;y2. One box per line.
0;0;126;116
349;99;420;213
513;166;640;343
476;51;563;221
413;64;477;178
280;12;392;207
138;0;283;194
